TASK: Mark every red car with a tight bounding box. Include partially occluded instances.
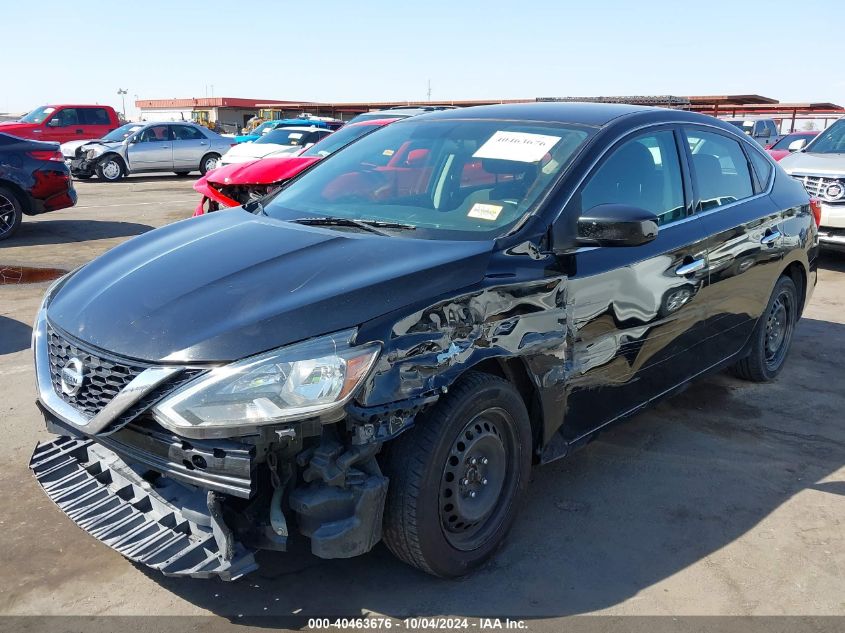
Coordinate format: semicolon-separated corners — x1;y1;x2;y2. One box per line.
0;105;121;144
766;131;819;161
193;119;396;215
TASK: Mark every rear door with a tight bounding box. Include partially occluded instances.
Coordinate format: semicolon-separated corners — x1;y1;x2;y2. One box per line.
79;107;114;140
683;126;784;364
127;125;174;171
171;125;210;170
561;126;713;441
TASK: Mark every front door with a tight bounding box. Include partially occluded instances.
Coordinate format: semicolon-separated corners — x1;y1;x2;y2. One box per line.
558;127;712;442
171;124;210;171
45;107;84;143
127;125;174;171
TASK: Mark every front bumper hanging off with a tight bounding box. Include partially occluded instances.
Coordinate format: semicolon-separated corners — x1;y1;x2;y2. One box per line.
29;436;258;580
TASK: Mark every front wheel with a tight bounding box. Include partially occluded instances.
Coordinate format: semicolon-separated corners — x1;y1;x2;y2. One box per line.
199;153;220;175
381;371;532;577
96;155;125;181
731;275;798;382
0;186;23;241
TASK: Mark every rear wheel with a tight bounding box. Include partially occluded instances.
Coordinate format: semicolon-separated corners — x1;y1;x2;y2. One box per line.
96;155;125;182
199;153;220;175
381;372;532;577
731;275;798;382
0;186;23;241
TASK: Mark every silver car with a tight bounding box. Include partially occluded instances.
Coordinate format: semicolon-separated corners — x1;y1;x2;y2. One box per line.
64;121;233;181
780;118;845;251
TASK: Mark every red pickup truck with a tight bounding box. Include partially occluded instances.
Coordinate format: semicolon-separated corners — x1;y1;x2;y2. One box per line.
0;105;120;143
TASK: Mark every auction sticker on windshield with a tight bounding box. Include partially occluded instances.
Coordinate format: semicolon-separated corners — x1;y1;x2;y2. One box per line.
474;131;561;163
467;203;503;220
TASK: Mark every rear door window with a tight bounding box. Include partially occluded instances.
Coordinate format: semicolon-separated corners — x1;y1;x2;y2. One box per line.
172;125;206;140
685;129;754;210
579;129;686;226
80;108;111;125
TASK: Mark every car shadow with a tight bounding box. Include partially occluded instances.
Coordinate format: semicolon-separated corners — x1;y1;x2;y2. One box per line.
4;219;154;247
819;252;845;272
76;174;200;184
140;316;845;624
0;316;32;355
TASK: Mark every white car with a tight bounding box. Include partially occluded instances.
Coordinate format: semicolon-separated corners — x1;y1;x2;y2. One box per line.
219;126;332;166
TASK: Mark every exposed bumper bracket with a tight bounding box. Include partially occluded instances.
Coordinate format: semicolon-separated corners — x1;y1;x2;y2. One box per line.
29;436;257;580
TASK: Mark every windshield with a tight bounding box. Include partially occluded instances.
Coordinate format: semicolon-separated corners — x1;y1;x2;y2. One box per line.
727;120;754;132
251;122;276;136
20;106;55;123
263;118;593;240
301;123;380;158
772;133;812;150
805;120;845;154
102;123;143;142
256;129;313;146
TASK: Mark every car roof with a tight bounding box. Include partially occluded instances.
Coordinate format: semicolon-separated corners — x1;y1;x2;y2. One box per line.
409;102;714;128
408;101;752;134
349;119;396;127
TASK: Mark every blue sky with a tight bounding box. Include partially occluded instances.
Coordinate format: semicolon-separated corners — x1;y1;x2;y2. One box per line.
4;0;844;116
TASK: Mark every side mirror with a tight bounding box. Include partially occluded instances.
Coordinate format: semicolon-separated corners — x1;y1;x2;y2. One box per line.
576;204;659;247
46;118;60;128
788;138;808;152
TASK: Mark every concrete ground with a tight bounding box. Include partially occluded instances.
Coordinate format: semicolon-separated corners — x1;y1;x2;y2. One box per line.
0;176;843;625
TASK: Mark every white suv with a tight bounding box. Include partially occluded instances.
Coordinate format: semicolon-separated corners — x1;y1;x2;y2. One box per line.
780;119;845;252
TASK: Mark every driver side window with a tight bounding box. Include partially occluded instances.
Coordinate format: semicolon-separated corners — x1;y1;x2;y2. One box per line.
579;130;686;226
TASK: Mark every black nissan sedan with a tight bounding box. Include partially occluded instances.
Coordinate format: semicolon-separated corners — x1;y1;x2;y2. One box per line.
30;103;816;580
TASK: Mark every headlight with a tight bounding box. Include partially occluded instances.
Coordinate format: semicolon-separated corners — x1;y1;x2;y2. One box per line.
152;329;379;437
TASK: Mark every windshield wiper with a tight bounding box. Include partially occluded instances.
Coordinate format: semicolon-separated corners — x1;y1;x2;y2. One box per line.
289;217;415;236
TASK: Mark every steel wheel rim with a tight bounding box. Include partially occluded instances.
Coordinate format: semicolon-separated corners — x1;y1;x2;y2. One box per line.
439;407;517;551
764;290;793;369
102;160;121;180
204;156;218;171
0;193;16;236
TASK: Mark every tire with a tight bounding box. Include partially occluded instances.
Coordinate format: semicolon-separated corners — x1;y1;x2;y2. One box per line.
731;275;798;382
174;171;191;177
95;155;125;182
199;153;220;175
0;185;23;241
381;371;532;577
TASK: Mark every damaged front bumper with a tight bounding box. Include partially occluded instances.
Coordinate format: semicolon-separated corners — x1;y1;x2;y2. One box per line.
30;436;258;580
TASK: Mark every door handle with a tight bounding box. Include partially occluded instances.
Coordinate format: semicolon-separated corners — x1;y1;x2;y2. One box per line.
761;230;782;245
675;258;706;276
75;129;84;134
200;141;208;146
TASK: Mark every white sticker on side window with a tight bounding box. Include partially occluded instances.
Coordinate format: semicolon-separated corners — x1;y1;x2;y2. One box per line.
467;203;503;221
288;132;303;139
473;131;561;163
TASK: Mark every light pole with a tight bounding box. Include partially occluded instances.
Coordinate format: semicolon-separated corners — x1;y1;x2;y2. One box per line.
117;88;128;119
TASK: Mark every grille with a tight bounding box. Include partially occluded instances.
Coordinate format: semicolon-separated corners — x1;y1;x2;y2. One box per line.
793;174;844;200
47;325;149;417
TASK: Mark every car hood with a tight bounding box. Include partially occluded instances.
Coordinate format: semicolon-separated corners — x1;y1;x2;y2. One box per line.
206;156;321;185
0;121;36;130
61;138;103;157
46;209;494;363
779;151;845;177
